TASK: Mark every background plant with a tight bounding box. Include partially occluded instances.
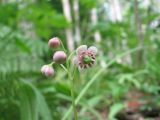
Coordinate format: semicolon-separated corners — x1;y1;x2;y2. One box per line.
0;0;160;120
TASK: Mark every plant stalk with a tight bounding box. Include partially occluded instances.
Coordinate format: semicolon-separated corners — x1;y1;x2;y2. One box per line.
61;64;78;120
68;64;78;120
70;75;78;120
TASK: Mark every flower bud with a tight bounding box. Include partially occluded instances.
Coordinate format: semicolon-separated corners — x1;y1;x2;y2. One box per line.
53;51;67;64
41;65;54;76
48;37;60;48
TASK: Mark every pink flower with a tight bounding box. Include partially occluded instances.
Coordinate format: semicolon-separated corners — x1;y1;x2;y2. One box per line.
48;37;61;48
53;51;67;64
41;65;54;76
73;45;97;69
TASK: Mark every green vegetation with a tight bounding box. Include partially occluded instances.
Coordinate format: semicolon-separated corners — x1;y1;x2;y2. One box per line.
0;0;160;120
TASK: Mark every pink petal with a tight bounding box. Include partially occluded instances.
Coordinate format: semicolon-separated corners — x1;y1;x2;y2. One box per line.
88;46;98;55
72;56;78;65
45;67;54;76
41;65;48;73
41;65;54;76
76;45;87;55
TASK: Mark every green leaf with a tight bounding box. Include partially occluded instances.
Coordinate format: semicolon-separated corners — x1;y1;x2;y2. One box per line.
19;80;52;120
36;90;52;120
108;103;124;120
19;81;38;120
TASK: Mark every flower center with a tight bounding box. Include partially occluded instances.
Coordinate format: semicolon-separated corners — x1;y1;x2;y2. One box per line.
83;55;92;64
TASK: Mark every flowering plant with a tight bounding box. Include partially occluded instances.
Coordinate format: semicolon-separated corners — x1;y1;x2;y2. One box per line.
41;37;98;119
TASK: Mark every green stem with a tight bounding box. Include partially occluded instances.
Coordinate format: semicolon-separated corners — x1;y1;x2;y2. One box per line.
60;40;67;53
67;51;76;61
59;37;78;119
62;46;145;120
48;62;55;66
60;64;78;120
70;74;78;120
60;64;68;73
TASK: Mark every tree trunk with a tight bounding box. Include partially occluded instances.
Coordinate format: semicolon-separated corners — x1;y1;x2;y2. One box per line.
61;0;74;51
109;0;122;22
73;0;81;45
134;0;144;66
91;8;101;43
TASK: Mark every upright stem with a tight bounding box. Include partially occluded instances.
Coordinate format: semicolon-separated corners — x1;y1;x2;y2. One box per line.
69;74;78;120
68;65;78;120
61;64;78;120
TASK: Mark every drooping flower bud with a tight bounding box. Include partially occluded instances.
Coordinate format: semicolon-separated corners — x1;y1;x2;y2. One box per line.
41;65;54;76
48;37;61;48
53;51;67;64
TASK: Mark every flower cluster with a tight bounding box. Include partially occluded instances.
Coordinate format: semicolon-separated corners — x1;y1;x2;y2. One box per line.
41;37;98;76
41;37;67;76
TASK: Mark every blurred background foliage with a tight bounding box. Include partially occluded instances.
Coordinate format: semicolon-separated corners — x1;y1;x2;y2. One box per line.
0;0;160;120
